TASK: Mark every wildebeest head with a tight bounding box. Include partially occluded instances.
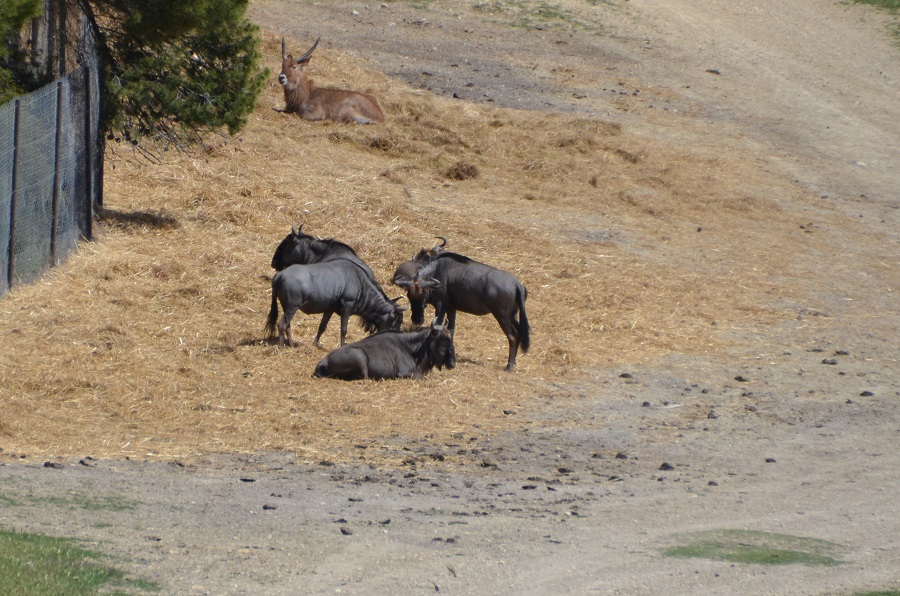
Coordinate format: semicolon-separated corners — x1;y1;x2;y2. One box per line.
361;296;406;335
427;317;456;371
393;275;440;326
392;236;447;325
271;224;312;271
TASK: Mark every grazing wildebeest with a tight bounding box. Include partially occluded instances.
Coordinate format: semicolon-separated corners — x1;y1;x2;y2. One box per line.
394;252;530;371
279;36;385;124
313;318;456;380
265;259;404;348
271;224;376;281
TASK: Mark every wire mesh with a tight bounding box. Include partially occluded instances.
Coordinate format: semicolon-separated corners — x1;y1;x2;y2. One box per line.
0;7;102;298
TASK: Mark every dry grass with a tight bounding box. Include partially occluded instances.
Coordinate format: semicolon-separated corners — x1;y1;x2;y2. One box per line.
0;32;822;465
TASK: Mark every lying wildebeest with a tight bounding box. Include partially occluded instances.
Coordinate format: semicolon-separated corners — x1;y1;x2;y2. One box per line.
313;317;455;380
266;258;404;348
271;224;376;281
391;236;448;322
394;252;530;371
279;36;385;124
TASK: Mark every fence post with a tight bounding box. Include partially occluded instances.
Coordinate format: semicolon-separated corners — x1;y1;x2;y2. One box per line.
51;80;64;264
7;99;22;290
83;66;92;240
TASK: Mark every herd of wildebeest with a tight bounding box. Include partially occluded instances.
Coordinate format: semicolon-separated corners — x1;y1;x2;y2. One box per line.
265;226;530;380
268;38;530;379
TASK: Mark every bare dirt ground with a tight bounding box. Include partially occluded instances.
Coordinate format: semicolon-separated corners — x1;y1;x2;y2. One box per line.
1;0;898;593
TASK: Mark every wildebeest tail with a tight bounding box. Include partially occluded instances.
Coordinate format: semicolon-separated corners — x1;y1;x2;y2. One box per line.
265;282;279;337
517;285;530;354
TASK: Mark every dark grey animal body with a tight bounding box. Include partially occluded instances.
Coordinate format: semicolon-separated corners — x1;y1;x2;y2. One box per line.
266;259;404;348
314;318;456;380
394;252;530;371
271;225;376;283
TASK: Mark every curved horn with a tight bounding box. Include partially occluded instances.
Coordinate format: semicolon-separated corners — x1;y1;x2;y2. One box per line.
281;36;287;60
432;236;447;251
292;223;304;237
296;37;321;63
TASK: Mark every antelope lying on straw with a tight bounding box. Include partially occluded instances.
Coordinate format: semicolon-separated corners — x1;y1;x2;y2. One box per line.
278;37;385;124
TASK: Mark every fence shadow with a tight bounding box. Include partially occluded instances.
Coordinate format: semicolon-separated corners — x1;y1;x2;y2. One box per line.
97;208;180;231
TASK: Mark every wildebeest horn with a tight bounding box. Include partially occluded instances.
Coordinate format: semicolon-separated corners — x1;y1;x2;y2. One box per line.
431;316;443;331
393;276;413;289
281;36;287;60
296;37;321;63
291;223;304;237
433;236;447;250
419;277;441;289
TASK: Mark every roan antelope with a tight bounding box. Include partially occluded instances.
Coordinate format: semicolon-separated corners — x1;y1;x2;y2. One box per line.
279;37;385;124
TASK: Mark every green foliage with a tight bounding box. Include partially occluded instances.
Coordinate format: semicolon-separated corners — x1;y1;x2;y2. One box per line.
91;0;267;151
851;0;900;10
0;0;42;103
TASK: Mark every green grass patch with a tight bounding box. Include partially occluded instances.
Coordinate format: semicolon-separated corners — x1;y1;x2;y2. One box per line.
0;529;158;594
0;490;139;512
850;0;900;11
662;530;846;566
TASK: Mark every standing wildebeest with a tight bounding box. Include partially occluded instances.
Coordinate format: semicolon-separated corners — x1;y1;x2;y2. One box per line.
266;259;404;348
394;252;530;371
313;318;456;380
271;225;375;284
279;37;385;124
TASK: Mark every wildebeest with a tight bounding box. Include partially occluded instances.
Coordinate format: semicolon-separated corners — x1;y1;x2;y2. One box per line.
392;236;447;296
266;258;404;348
279;37;385;124
313;318;456;380
271;224;376;281
394;252;530;371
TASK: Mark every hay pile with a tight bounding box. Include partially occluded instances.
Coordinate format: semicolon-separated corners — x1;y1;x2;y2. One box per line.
0;33;817;464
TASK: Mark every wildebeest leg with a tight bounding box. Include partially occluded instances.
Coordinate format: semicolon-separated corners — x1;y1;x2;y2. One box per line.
313;311;333;348
339;308;351;346
446;309;457;337
496;315;519;371
278;307;297;347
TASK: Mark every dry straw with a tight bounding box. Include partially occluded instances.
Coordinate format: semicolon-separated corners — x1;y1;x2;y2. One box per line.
0;32;821;465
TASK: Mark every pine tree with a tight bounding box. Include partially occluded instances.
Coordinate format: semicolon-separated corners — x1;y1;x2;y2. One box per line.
82;0;267;152
0;0;43;103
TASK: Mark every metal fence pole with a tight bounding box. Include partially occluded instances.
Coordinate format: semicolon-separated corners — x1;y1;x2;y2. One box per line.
7;99;22;289
51;80;64;264
83;66;92;240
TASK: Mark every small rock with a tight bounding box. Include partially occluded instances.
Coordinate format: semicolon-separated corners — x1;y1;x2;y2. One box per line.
340;527;353;535
42;461;63;469
765;458;777;463
708;481;719;486
263;504;277;511
735;375;749;382
822;358;838;365
860;391;874;397
659;463;675;471
707;411;718;419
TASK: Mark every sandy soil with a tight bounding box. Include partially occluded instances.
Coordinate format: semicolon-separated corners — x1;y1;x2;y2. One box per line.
1;1;898;593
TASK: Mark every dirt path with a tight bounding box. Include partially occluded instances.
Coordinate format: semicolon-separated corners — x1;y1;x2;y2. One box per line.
2;1;898;593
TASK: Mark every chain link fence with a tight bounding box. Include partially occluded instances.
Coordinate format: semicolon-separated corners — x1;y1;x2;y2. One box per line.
0;5;102;297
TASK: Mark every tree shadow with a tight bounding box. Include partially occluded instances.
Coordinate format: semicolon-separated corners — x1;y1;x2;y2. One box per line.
97;207;180;230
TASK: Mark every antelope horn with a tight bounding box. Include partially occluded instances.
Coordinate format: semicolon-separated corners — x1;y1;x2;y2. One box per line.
433;236;447;250
292;223;304;237
282;36;287;60
296;37;321;63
